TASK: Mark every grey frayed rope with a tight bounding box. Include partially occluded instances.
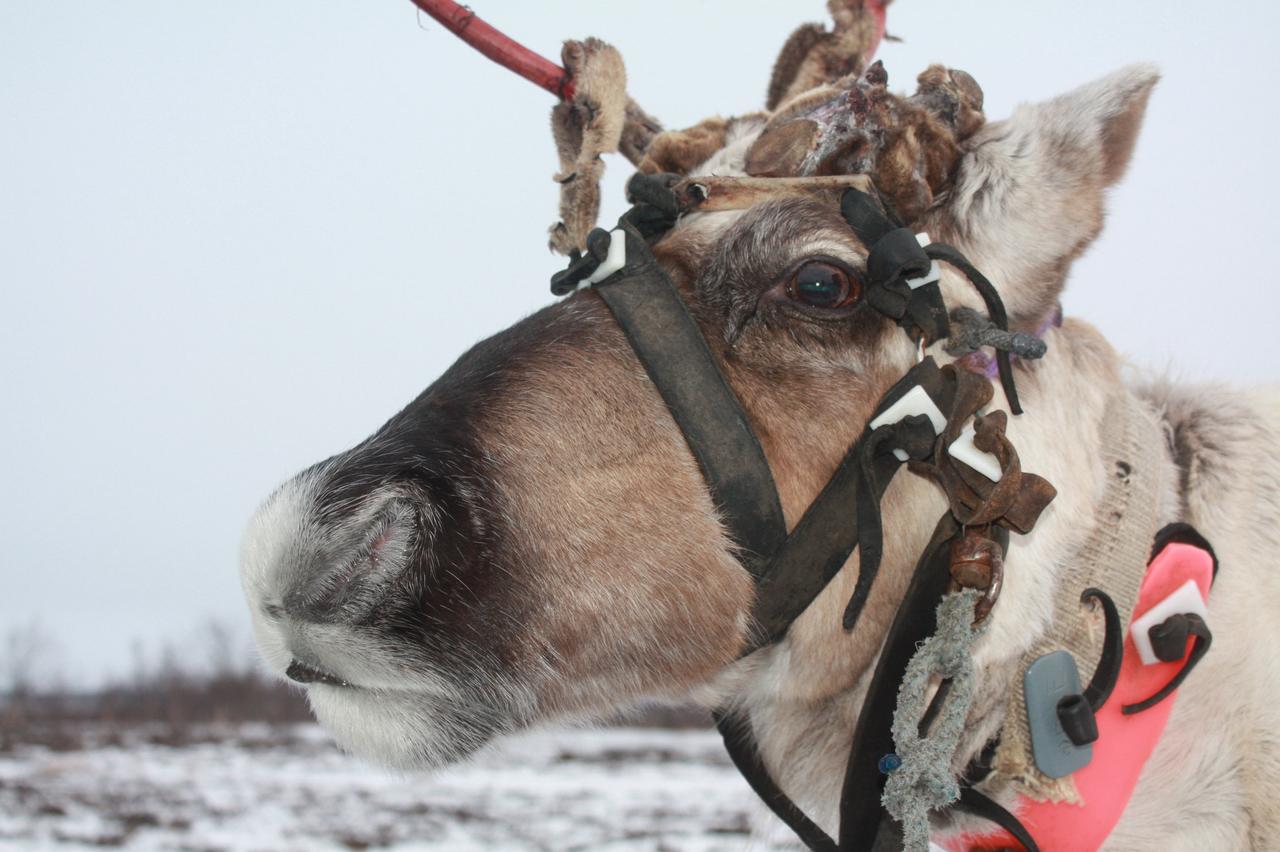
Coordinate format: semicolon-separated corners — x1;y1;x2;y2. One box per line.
881;589;983;851
944;306;1048;361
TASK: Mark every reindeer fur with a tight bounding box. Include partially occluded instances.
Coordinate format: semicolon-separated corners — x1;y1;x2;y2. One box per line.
241;44;1280;852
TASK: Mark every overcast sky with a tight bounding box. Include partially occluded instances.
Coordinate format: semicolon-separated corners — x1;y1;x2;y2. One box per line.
3;1;1277;685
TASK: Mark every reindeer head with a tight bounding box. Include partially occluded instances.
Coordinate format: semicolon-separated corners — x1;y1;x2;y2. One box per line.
240;9;1157;771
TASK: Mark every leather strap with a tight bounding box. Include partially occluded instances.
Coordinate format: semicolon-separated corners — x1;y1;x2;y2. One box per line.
751;358;956;645
593;220;788;574
714;710;839;852
839;189;950;345
838;516;991;847
953;787;1042;852
715;515;977;851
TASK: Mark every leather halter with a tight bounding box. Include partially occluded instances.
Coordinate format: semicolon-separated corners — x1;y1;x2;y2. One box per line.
556;175;1025;646
550;176;1215;850
553;178;1027;844
556;178;1007;651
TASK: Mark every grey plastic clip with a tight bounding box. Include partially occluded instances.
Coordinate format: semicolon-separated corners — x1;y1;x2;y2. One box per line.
1024;650;1093;778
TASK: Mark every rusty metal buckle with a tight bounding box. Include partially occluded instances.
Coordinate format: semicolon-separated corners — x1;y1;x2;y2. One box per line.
948;527;1004;624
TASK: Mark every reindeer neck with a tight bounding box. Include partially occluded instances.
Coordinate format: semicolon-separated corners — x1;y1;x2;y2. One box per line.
722;316;1180;834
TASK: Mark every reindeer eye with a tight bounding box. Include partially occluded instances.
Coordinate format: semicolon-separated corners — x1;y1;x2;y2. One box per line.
787;261;860;309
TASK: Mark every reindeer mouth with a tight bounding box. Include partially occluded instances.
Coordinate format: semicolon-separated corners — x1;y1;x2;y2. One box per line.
285;659;352;688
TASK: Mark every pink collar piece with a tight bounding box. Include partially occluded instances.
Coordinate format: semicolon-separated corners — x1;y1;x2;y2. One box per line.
943;536;1216;851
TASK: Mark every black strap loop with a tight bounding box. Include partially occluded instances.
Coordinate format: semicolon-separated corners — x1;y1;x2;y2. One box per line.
842;415;937;630
1151;522;1220;580
714;710;838;852
1122;613;1212;715
839;189;950;344
1150;613;1202;662
953;787;1041;852
865;228;933;298
624;171;682;223
1056;693;1100;746
1047;587;1121;747
840;186;900;243
749;358;957;646
1080;587;1123;711
924;243;1022;415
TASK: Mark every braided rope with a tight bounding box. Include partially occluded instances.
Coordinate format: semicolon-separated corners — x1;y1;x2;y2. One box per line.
882;589;984;851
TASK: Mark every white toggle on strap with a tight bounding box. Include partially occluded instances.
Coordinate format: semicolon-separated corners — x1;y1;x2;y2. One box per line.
1130;579;1210;666
868;385;947;461
948;424;1003;482
583;229;627;287
905;232;940;291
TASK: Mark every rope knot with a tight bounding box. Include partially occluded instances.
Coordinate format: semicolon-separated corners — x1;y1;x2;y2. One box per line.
882;588;983;852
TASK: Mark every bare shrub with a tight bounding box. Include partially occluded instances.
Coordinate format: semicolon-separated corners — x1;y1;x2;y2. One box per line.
0;617;311;750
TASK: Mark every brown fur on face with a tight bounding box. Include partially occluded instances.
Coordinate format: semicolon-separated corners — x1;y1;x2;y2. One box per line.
472;198;922;717
244;66;1179;809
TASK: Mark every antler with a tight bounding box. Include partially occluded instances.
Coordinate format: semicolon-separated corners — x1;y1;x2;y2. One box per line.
547;39;628;254
416;3;983;248
743;62;986;223
766;0;889;111
410;0;662;166
635;0;892;181
409;1;664;253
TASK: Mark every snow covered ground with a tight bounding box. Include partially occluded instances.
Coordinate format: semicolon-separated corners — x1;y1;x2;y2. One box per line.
0;724;797;850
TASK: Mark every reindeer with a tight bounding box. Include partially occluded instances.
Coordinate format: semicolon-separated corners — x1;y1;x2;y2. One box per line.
240;2;1280;848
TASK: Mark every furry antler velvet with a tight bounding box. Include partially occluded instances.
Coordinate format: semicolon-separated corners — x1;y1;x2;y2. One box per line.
415;0;983;252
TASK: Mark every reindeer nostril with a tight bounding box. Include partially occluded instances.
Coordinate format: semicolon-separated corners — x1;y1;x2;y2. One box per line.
284;497;420;623
285;659;350;687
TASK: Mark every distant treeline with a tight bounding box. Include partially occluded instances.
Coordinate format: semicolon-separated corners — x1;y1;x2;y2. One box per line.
1;619;311;750
1;667;313;752
0;620;708;751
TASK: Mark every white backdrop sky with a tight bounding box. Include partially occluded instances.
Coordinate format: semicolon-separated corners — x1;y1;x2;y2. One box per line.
3;1;1277;684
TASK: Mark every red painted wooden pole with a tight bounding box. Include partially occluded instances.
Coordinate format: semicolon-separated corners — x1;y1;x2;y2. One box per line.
408;0;575;99
408;0;888;104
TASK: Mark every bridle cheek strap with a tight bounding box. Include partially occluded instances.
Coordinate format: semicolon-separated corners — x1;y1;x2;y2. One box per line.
590;218;788;573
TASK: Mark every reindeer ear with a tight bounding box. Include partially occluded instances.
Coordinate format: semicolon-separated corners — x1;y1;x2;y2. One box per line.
1035;63;1159;186
939;64;1159;322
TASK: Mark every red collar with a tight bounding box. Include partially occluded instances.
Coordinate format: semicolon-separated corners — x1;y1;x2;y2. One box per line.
941;532;1216;851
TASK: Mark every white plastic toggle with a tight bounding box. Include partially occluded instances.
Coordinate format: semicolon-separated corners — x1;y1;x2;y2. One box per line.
948;424;1003;482
1131;579;1209;666
583;229;628;287
905;232;940;291
868;385;947;461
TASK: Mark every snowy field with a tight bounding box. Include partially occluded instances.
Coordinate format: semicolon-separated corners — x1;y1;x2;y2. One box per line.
0;724;797;851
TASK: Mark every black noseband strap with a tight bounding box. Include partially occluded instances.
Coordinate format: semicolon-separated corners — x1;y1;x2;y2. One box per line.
590;219;788;573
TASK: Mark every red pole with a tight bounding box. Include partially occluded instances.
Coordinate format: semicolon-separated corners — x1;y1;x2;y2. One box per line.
866;0;888;62
408;0;575;100
408;1;888;105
